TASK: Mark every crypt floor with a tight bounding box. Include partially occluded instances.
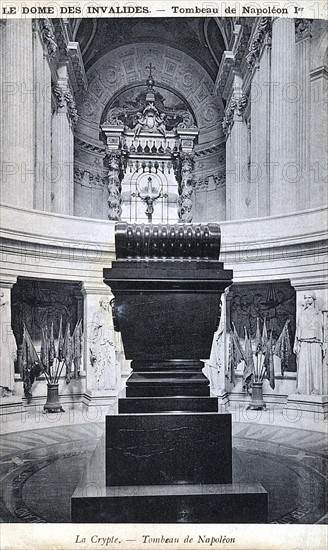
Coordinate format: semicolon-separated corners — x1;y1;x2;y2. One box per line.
0;415;327;524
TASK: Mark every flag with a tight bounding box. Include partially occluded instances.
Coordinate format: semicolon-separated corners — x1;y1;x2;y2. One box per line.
243;327;255;393
62;322;72;381
72;320;83;380
22;324;40;365
40;326;49;372
57;316;64;361
22;324;41;401
264;331;275;390
226;323;244;386
262;318;268;351
254;317;262;355
274;319;291;376
49;321;55;366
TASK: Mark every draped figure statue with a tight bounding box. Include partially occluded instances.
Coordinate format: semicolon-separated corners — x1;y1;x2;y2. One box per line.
0;291;17;395
293;292;325;395
89;297;117;391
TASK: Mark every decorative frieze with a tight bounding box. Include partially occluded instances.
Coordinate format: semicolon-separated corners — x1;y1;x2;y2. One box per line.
75;137;105;155
295;19;312;42
193;173;225;190
74;167;106;188
67;41;87;90
52;18;71;58
215;21;252;97
38;18;57;60
246;18;272;70
194;144;225;159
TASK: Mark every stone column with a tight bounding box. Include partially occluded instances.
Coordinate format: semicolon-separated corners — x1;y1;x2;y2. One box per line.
248;21;272;217
0;21;6;193
51;63;75;215
106;151;122;220
295;20;312;210
0;280;17;396
178;153;194;222
81;283;120;414
309;65;328;208
1;20;35;208
270;19;297;215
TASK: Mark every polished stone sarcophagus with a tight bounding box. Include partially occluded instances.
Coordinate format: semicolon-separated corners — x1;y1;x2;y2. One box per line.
71;223;268;523
105;223;232;406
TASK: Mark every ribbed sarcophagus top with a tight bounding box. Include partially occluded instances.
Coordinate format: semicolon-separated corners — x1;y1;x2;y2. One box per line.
114;222;221;261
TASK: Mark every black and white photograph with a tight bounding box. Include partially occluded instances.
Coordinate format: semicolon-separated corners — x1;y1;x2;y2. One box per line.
0;1;327;549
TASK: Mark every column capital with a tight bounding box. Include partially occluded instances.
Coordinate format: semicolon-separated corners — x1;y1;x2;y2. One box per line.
53;83;78;126
80;281;113;297
0;276;17;289
222;93;249;136
295;19;312;42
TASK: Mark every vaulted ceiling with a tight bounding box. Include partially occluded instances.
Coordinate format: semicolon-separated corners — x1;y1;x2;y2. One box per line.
75;18;227;81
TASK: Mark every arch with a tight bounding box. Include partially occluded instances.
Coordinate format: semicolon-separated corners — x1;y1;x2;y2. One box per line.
311;29;328;70
75;42;224;149
99;82;198;127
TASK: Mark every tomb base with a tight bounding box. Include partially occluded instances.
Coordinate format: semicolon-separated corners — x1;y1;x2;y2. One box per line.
71;427;268;524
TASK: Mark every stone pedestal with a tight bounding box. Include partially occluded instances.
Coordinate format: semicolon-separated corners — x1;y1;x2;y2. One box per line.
284;393;328;420
71;222;268;523
72;433;268;524
81;283;120;411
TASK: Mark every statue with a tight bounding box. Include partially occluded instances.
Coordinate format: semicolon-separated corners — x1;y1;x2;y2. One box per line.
293;291;325;395
89;297;117;391
0;291;17;396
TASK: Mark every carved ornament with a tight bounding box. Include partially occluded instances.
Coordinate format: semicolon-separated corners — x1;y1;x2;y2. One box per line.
64;89;79;125
295;19;312;42
193;173;225;190
246;18;272;70
104;65;196;135
39;19;57;59
53;85;78;125
53;85;66;109
222;94;248;135
74;168;106;188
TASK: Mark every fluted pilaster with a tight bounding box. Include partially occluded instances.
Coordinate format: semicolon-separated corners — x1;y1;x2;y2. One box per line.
250;34;271;217
225;75;248;220
1;20;34;207
51;63;74;215
33;23;53;211
270;19;297;215
296;20;312;210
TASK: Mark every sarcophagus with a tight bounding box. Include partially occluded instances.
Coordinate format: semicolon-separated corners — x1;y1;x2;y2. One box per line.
104;223;233;400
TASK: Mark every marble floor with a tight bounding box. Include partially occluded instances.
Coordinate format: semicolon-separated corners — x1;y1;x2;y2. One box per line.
0;417;327;524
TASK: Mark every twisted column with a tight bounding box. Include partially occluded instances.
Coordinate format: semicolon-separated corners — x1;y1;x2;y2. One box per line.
106;151;122;221
178;153;194;222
